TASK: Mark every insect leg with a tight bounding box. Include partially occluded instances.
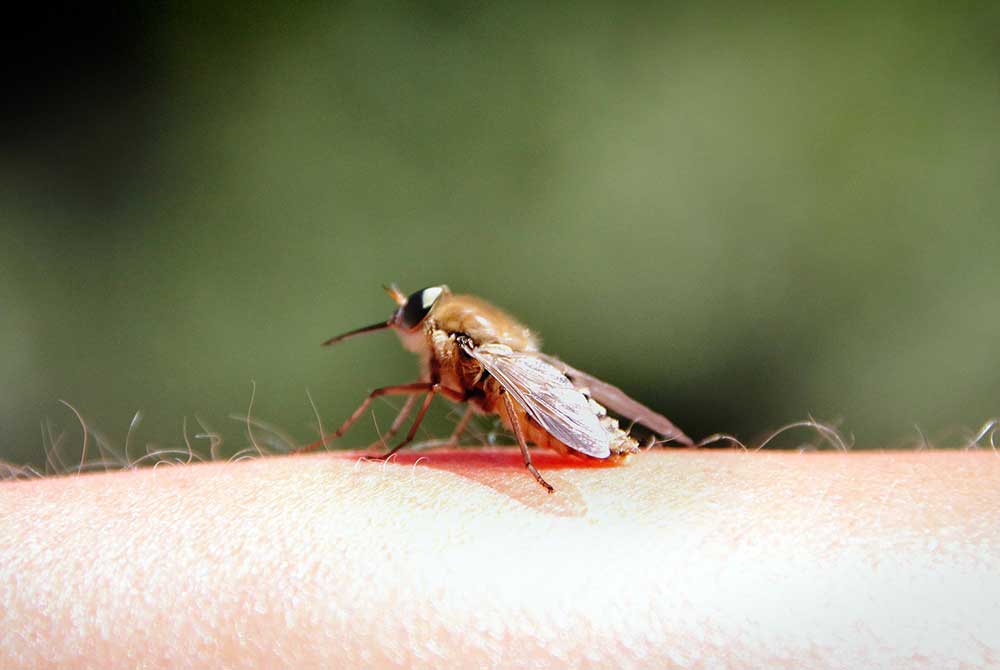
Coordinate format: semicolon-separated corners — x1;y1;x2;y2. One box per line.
447;405;475;446
366;386;438;460
366;393;420;451
295;382;435;454
502;392;555;493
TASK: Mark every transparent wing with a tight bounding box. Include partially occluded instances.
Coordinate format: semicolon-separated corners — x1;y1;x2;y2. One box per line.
465;343;611;459
537;353;693;446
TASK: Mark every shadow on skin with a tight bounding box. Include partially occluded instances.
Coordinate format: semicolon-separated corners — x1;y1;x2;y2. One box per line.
329;447;625;518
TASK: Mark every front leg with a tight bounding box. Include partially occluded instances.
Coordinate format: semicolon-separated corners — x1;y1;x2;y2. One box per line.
363;385;471;459
295;382;435;454
366;394;420;452
364;385;439;460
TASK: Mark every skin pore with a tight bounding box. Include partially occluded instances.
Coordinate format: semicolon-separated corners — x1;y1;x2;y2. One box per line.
1;448;999;669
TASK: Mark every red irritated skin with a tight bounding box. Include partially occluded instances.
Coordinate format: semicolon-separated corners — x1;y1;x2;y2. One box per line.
306;284;692;492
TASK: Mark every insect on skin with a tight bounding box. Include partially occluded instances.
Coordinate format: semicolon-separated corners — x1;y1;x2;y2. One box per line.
300;285;692;492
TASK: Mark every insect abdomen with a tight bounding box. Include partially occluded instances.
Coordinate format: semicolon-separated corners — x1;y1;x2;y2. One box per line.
494;382;639;460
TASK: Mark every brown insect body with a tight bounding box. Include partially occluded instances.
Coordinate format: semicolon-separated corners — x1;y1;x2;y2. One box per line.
419;292;639;462
307;284;691;492
414;292;538;399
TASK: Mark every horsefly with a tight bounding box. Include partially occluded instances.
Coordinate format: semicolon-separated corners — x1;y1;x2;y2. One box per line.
299;285;691;492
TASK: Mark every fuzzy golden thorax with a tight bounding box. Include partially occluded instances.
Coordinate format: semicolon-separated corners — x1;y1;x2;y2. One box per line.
425;292;538;351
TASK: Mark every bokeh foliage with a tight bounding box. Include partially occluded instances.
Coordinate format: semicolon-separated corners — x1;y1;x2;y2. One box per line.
3;2;999;466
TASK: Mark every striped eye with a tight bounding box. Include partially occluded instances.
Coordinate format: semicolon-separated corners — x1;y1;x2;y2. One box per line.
399;286;444;329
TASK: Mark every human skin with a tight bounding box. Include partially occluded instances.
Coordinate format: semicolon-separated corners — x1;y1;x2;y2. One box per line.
1;448;999;669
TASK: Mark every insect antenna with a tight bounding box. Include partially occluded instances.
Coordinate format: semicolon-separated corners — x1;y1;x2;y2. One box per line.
322;320;392;346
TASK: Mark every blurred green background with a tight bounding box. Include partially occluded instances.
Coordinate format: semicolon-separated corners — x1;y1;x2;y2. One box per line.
3;2;999;468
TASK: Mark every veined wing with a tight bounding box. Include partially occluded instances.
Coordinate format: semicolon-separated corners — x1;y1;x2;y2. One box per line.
464;343;611;459
537;353;693;446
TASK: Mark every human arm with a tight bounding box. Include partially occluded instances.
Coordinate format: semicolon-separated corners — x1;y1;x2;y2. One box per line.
1;448;998;668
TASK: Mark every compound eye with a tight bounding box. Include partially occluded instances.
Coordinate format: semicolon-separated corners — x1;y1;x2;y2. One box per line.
399;286;444;329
